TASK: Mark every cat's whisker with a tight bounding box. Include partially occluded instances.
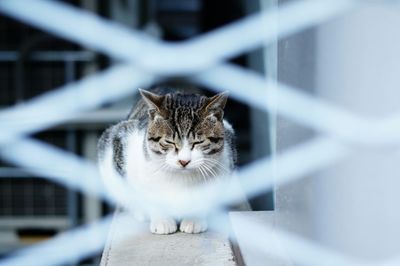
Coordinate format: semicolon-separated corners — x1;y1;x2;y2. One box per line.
191;158;228;179
204;164;220;182
190;159;204;166
195;165;202;176
202;163;216;179
202;160;224;174
203;159;230;174
214;165;229;176
209;167;220;179
151;162;167;175
202;165;212;182
201;167;208;183
191;161;208;176
197;166;207;183
152;163;165;174
200;166;212;181
202;158;229;169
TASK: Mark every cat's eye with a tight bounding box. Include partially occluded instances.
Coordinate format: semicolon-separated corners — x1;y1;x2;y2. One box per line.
148;136;161;142
191;140;205;149
209;137;222;143
165;140;178;152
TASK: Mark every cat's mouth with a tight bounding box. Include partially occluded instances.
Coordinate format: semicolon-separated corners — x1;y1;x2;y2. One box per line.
176;166;206;175
176;166;196;172
162;164;196;173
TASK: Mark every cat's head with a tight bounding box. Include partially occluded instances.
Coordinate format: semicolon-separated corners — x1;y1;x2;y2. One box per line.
139;89;229;175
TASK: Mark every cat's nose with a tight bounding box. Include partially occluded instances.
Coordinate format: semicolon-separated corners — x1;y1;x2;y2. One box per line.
178;160;190;167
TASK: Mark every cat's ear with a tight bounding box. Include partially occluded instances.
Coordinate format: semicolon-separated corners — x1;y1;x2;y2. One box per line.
203;91;229;120
205;91;229;110
139;89;165;118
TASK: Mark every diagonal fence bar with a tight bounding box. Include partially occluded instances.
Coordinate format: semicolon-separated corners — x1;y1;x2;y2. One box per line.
194;64;375;144
0;216;112;266
0;0;398;265
4;0;398;146
0;0;382;145
0;64;154;143
0;134;352;222
230;213;369;266
0;0;357;74
0;138;110;200
1;206;369;266
177;0;356;73
0;0;161;63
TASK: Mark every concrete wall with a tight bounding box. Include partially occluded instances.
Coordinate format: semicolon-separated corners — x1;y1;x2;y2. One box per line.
276;3;400;261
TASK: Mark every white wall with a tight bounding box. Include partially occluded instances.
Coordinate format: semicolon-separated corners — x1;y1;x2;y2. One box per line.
314;5;400;260
276;4;400;261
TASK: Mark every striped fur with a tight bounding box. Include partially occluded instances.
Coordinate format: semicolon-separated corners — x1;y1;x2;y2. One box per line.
98;89;236;178
97;88;240;234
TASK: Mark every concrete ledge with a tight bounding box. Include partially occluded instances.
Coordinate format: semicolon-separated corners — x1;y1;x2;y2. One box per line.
101;211;236;266
230;211;293;266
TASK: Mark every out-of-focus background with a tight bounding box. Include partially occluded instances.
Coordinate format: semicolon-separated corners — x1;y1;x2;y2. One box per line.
0;0;273;264
2;0;400;265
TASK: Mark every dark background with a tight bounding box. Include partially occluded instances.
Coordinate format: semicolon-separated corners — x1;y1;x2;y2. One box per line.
0;0;273;264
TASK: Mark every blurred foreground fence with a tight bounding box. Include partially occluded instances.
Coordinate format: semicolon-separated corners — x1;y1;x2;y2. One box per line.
0;0;399;265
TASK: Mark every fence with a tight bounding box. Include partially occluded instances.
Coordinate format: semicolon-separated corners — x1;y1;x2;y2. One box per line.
0;0;399;265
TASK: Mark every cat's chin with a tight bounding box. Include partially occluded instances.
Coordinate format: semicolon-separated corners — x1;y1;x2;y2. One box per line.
165;166;198;175
173;167;196;173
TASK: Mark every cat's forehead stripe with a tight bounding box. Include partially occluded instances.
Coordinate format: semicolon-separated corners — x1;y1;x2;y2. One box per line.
162;93;207;139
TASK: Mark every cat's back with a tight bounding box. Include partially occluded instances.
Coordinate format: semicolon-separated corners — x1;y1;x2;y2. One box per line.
97;118;141;177
97;89;167;176
98;89;151;161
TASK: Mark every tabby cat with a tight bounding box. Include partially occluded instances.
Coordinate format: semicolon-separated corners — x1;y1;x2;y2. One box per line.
98;88;237;234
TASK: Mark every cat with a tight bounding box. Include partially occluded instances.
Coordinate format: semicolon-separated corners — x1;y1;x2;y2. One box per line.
97;88;238;234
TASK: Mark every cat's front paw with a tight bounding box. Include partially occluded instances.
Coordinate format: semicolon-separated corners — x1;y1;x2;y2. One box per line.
150;218;177;234
180;219;207;234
